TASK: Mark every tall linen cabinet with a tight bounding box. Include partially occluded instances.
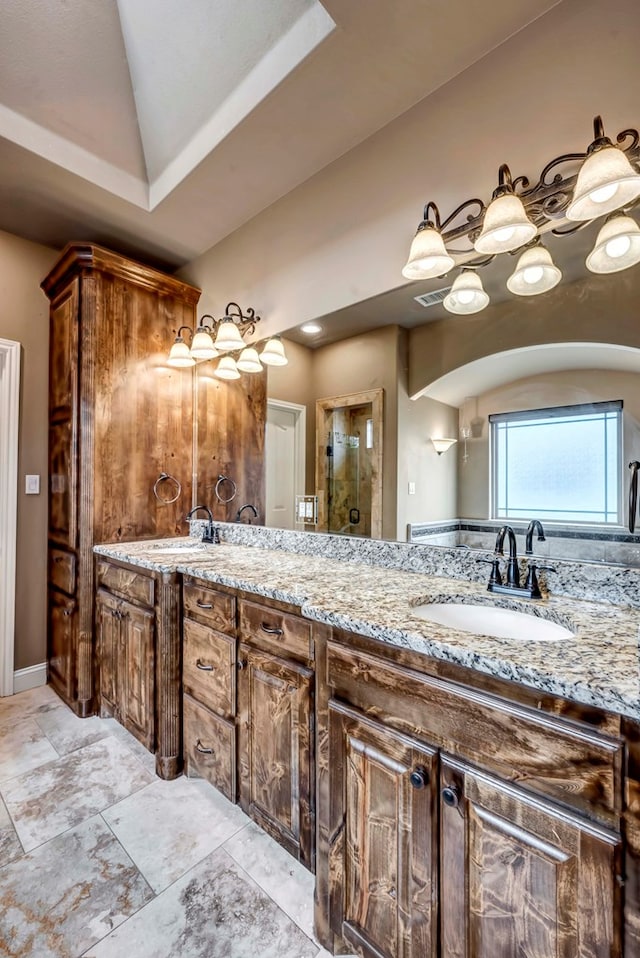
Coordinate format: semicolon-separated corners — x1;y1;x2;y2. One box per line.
42;243;201;718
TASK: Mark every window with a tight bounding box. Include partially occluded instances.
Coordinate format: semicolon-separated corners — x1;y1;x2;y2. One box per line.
490;401;622;525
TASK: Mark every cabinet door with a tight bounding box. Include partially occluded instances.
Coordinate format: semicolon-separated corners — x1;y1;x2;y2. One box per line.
48;589;76;702
237;643;314;866
440;754;622;958
120;601;155;750
49;282;78;422
328;700;438;958
96;589;120;717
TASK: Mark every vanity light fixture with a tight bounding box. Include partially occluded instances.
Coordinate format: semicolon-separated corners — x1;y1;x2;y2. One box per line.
402;202;456;280
166;303;288;375
403;115;640;300
507;243;562;296
474;165;537;254
443;270;489;314
586;213;640;273
431;437;457;455
566;117;640;221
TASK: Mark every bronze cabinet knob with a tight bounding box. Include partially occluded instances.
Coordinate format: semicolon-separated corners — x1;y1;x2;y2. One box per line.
441;785;460;808
409;767;428;789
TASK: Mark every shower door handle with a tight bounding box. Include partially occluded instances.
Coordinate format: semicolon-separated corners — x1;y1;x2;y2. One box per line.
629;461;640;533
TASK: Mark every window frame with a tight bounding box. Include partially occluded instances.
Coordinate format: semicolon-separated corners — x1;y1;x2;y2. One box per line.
489;400;623;527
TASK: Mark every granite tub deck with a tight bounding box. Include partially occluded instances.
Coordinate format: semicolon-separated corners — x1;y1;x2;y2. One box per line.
94;537;640;721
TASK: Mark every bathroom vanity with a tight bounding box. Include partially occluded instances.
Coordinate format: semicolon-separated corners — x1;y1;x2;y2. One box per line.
93;533;640;957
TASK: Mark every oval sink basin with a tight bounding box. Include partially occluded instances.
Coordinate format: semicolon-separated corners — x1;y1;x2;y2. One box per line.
412;603;574;641
149;545;207;555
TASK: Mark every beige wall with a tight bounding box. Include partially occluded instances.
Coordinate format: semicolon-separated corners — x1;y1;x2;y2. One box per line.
267;326;402;539
457;369;640;519
0;230;57;672
179;0;639;340
409;269;640;397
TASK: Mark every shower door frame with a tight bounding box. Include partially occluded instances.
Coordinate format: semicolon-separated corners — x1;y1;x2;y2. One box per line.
315;388;383;539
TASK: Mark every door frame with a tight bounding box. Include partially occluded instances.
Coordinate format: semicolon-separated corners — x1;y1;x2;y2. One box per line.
0;339;20;696
266;399;307;527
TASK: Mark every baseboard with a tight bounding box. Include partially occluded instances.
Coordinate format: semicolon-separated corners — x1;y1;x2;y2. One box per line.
13;662;47;694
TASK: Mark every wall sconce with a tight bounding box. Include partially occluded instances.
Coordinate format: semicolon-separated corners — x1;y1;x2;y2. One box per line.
431;437;457;455
403;115;640;307
167;302;288;377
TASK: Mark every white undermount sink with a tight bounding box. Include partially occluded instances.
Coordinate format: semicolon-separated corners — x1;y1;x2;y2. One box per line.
149;543;207;555
412;602;575;642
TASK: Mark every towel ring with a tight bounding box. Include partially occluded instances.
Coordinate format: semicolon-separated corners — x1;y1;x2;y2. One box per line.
215;473;237;504
153;472;182;504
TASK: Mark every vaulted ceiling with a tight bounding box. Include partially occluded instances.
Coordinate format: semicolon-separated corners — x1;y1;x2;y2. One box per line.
0;0;561;267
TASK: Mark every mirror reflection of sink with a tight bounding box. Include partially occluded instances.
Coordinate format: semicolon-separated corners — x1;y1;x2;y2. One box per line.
411;602;575;642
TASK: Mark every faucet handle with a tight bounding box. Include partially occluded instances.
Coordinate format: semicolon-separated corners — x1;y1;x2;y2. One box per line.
476;556;502;586
534;564;557;574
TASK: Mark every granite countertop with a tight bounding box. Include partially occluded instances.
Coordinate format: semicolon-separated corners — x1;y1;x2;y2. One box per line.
94;537;640;721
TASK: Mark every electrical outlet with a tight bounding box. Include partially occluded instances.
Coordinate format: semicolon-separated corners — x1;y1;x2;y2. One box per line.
408;481;416;495
25;474;40;495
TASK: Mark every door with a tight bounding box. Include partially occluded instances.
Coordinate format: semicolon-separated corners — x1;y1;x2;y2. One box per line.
328;700;438;958
96;589;119;716
237;642;314;866
48;589;76;702
120;600;155;750
265;401;304;530
439;754;622;958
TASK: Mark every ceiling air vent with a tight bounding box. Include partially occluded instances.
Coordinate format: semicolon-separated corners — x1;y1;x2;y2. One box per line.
413;287;451;308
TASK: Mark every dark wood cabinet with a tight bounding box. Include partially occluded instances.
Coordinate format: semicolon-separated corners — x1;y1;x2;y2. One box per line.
237;642;314;867
439;754;622;958
95;588;155;751
42;244;200;716
317;633;625;958
327;700;438;958
95;557;181;778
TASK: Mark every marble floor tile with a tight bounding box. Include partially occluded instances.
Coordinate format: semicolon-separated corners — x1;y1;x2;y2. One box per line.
103;776;247;893
99;718;158;775
223;820;316;939
0;716;59;783
83;848;318;958
0;685;64;728
1;735;154;851
0;794;22;868
34;706;113;756
0;814;153;958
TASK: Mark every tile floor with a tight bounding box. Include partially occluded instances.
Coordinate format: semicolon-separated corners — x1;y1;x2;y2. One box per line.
0;685;341;958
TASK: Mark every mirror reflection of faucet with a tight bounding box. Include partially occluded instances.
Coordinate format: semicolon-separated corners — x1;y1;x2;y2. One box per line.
235;503;259;523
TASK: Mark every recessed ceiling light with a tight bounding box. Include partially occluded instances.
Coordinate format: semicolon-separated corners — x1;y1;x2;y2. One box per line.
301;322;322;335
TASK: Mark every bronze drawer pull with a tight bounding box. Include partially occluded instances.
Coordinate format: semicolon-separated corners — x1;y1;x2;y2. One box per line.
196;659;214;671
196;600;213;609
261;623;284;636
237;659;248;670
195;739;214;755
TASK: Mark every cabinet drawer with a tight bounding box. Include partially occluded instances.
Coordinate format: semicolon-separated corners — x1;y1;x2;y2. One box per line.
49;548;76;595
183;619;235;717
239;599;312;661
183;580;236;635
327;642;623;822
183;694;236;802
96;560;155;607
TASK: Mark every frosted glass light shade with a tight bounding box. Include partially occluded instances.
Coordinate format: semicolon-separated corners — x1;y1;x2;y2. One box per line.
214;318;244;351
214;355;241;380
586;214;640;273
236;346;263;373
443;271;489;315
167;337;195;368
190;327;218;360
260;337;288;366
567;146;640;221
431;437;457;455
402;225;455;279
474;193;537;254
507;245;562;296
